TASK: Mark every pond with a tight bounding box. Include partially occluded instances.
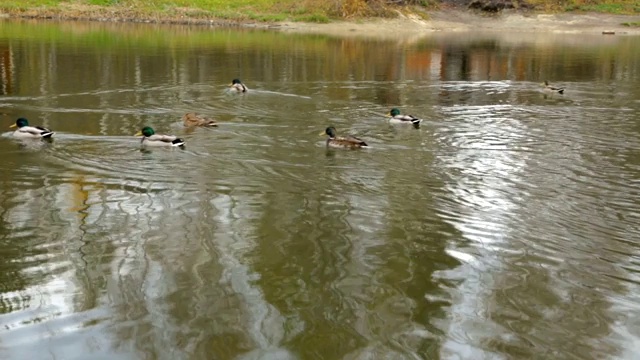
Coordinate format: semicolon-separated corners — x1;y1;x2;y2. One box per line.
1;20;639;360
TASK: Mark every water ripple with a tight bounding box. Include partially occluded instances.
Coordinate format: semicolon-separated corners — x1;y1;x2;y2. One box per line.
1;27;640;360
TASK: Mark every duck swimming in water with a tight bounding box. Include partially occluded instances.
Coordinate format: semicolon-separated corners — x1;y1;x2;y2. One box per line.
543;81;565;94
320;126;368;149
229;78;248;93
387;108;423;128
135;126;185;147
10;117;54;139
182;113;217;127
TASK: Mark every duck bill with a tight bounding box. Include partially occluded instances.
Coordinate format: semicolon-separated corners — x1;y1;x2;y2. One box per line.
318;131;326;136
9;124;17;128
134;131;143;136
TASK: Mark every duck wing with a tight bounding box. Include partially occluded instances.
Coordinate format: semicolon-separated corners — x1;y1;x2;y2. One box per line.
148;134;176;142
183;113;217;127
144;134;185;147
232;83;248;93
544;82;565;94
22;125;54;138
332;135;367;148
396;114;422;123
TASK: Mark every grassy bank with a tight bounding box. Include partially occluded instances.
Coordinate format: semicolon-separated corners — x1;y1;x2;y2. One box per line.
0;0;638;24
0;0;370;23
526;0;638;13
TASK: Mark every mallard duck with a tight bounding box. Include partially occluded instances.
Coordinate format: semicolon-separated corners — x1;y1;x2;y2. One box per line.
229;78;248;93
387;108;422;128
320;126;368;149
10;117;54;139
135;126;185;147
182;113;217;127
543;81;564;94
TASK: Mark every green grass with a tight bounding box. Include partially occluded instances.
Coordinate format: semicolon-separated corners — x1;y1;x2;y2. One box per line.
0;0;339;22
0;0;61;10
87;0;117;5
0;0;639;22
621;21;640;27
567;3;633;13
528;0;639;14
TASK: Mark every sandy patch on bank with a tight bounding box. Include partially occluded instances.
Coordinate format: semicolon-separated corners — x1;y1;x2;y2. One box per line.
276;10;640;39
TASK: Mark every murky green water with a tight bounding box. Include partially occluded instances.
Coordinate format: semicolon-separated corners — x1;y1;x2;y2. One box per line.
1;20;640;359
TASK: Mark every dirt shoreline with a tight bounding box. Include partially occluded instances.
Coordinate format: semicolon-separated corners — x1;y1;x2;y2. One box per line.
278;10;640;38
1;7;639;38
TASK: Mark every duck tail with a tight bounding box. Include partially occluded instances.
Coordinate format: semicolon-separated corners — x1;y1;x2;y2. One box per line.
411;119;422;128
41;131;54;138
558;88;565;94
172;138;186;147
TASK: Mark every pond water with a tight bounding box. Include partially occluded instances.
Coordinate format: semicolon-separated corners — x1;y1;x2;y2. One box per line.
1;20;639;360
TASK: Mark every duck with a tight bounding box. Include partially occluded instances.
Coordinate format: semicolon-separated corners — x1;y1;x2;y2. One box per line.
387;108;422;128
10;117;54;139
135;126;185;147
543;81;565;94
182;113;217;127
229;78;248;93
320;126;368;149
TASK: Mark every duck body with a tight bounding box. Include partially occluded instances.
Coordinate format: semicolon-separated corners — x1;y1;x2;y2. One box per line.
10;118;54;139
321;127;367;149
543;81;565;94
229;78;248;93
182;113;217;127
136;127;185;147
387;108;422;128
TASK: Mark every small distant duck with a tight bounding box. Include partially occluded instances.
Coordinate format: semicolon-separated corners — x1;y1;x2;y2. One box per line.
387;108;422;128
182;113;217;127
135;126;185;147
320;126;368;149
543;81;565;94
10;117;54;139
229;78;248;93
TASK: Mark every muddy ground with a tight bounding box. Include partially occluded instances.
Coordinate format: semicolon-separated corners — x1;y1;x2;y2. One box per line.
278;10;640;38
